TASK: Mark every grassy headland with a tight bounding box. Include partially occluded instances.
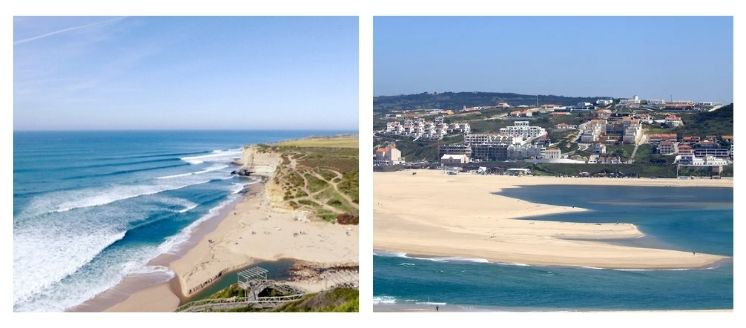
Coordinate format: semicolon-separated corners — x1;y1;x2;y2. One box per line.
266;135;359;223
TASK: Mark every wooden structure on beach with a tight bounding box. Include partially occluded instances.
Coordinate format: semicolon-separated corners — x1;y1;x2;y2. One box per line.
177;266;305;312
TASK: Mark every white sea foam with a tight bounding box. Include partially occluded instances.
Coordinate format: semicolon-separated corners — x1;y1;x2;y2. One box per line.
14;244;167;312
230;183;246;194
372;296;398;304
496;261;531;267
18;174;223;217
13;227;127;307
15;172;254;311
374;250;491;264
157;196;239;255
13;186;224;310
426;257;490;263
615;268;692;272
147;195;199;214
157;164;230;180
373;250;408;258
178;202;199;213
129;265;176;279
180;149;242;165
53;184;196;213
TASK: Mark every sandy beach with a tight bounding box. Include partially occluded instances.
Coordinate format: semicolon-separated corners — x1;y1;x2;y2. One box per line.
374;169;731;269
89;147;357;312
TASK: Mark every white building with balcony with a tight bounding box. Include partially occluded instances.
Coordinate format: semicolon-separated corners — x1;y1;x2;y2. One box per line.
499;121;547;139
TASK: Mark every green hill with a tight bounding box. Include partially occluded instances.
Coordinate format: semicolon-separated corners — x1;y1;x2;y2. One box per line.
374;91;611;113
675;103;733;137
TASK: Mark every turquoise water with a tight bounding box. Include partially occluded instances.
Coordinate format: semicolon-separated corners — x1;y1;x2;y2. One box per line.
373;185;733;310
13;130;347;312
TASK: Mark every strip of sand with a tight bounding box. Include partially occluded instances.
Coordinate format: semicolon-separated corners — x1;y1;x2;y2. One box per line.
167;182;358;298
374;170;730;269
106;283;180;312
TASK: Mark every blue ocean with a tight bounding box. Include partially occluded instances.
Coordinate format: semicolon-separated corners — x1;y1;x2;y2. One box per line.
13;130;345;312
374;185;733;310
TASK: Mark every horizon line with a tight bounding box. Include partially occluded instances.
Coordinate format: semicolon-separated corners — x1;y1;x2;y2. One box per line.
13;128;359;133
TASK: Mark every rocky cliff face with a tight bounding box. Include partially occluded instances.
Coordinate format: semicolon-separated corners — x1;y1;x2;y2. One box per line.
239;145;281;177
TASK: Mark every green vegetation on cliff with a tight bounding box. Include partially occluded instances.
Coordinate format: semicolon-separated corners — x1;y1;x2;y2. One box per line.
273;288;359;312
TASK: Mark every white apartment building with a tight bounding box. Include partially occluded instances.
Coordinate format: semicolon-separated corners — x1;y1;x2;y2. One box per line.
677;154;729;166
623;124;642;144
499;121;547;139
542;148;562;160
383;118;469;140
579;120;606;143
464;134;522;145
658;141;678;155
374;145;404;166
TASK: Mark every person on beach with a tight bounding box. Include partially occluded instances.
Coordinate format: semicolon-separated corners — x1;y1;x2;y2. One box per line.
436;305;439;311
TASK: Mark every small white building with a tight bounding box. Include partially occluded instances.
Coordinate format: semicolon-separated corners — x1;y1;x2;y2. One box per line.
677;154;729;166
441;154;469;165
374;144;404;165
665;114;684;127
596;99;613;106
542;148;562;160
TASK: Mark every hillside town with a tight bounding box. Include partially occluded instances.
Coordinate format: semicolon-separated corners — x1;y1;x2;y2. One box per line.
374;94;732;178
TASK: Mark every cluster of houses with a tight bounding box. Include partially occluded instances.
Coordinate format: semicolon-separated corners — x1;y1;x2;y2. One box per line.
437;121;555;165
585;143;623;164
376;95;730;171
578;116;643;145
382;116;470;140
647;134;733;166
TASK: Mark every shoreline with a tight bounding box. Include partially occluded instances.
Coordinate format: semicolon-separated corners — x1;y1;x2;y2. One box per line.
373;250;733;271
71;180;259;312
374;170;731;270
87;145;357;312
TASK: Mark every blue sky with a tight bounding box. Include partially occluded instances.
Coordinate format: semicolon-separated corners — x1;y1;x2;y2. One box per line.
375;17;733;103
14;17;358;131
